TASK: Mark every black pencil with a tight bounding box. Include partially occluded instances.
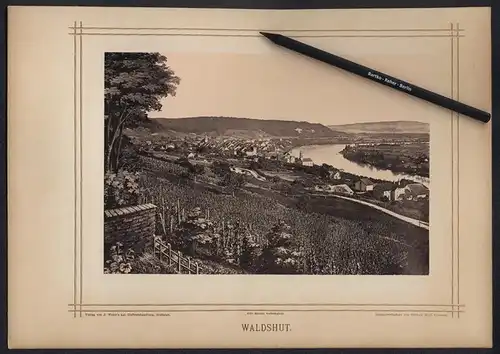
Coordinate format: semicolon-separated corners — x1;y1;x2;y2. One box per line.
260;32;490;124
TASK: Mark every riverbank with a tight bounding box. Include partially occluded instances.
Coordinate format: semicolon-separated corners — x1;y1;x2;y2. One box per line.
340;143;430;178
290;143;430;186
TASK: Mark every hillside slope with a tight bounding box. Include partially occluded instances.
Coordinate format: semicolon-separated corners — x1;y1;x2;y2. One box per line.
329;121;429;134
151;116;347;138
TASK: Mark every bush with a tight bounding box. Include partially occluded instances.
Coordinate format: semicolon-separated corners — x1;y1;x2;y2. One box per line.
104;242;135;274
256;221;303;274
212;160;231;177
104;169;141;209
174;207;218;256
239;233;262;272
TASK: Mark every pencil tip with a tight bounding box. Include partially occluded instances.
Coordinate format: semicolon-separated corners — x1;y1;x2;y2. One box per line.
260;31;276;40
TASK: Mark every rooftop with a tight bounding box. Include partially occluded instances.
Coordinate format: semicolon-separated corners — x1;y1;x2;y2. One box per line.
360;178;373;185
406;183;429;196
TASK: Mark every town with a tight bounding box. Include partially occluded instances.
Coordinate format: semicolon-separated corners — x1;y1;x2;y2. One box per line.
128;131;429;223
105;125;430;276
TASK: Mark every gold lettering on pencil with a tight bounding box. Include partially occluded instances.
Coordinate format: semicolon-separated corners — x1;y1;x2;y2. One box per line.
368;71;383;81
398;83;412;91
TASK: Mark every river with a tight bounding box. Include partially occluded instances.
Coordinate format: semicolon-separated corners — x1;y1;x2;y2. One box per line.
290;144;430;187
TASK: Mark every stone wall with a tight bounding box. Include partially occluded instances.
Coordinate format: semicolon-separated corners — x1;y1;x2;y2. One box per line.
104;203;157;255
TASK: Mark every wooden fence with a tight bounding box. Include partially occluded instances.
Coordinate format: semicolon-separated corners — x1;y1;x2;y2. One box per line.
148;196;268;248
153;237;201;274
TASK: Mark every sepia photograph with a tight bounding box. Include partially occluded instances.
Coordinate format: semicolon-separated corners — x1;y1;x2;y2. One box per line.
104;52;430;276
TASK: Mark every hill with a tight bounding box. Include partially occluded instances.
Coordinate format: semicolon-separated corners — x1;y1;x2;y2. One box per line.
150;116;347;138
328;121;429;134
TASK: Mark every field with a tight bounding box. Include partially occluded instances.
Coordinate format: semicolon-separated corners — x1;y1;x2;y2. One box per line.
357;194;430;222
136;155;428;275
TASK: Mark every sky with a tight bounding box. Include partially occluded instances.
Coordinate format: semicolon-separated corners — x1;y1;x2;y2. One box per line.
147;51;445;125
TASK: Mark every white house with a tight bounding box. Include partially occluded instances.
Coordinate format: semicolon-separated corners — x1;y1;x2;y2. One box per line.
326;184;354;196
393;187;407;200
245;147;257;157
393;183;429;201
405;183;429;200
354;178;374;192
302;157;314;167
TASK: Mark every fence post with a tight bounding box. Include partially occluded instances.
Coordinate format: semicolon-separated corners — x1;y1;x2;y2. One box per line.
177;199;181;224
159;242;163;262
178;252;182;273
188;256;191;274
153;235;156;257
168;243;172;267
196;262;199;274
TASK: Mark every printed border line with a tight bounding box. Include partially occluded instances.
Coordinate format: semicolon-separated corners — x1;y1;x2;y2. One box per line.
71;24;460;316
450;22;455;319
67;309;464;314
73;20;77;319
67;33;464;38
456;22;461;320
79;21;84;318
68;26;465;32
68;303;465;307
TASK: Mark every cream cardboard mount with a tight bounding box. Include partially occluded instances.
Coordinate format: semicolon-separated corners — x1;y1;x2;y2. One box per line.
7;5;492;348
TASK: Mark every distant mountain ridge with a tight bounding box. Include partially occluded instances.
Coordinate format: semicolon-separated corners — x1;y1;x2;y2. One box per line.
328;121;429;134
149;116;348;138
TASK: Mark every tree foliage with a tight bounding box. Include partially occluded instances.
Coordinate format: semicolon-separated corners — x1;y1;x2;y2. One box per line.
221;172;246;196
174;207;218;256
239;232;261;272
104;169;141;209
105;52;180;172
256;221;303;274
211;161;231;177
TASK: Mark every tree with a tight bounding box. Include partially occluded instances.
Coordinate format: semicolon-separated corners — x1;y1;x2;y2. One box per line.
249;161;262;170
104;169;141;209
256;221;303;274
176;158;205;182
239;231;262;272
174;207;217;256
221;172;245;196
189;164;205;182
105;52;180;172
212;161;230;177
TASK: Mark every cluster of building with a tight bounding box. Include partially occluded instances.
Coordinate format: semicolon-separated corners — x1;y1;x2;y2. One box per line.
137;134;429;204
283;151;314;166
313;177;429;202
349;177;428;201
143;134;327;168
150;135;299;161
199;136;292;158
